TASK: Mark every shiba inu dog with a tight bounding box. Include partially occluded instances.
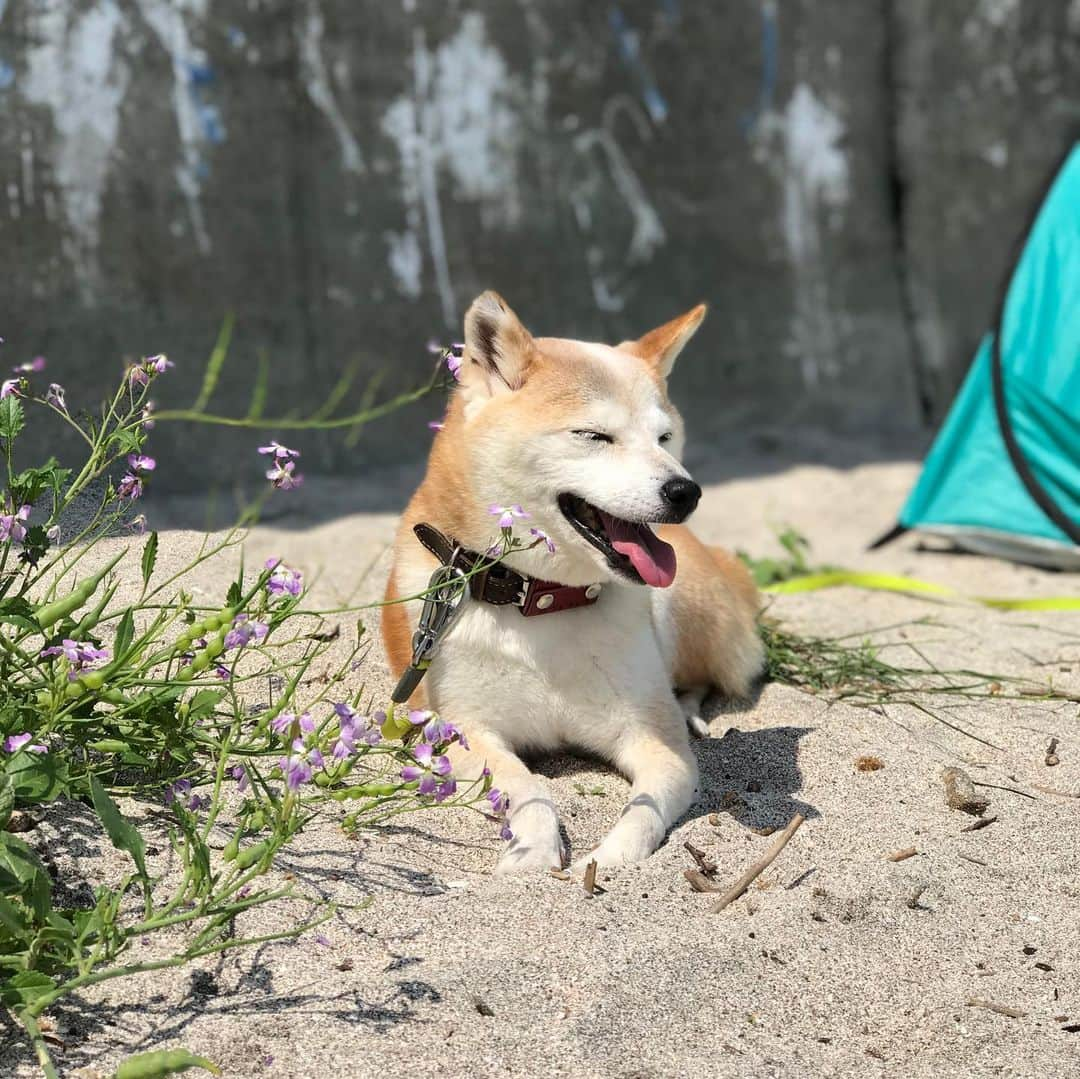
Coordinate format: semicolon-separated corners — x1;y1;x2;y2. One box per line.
382;292;763;872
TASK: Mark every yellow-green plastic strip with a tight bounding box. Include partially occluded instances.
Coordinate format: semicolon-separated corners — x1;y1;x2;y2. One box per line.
762;570;1080;611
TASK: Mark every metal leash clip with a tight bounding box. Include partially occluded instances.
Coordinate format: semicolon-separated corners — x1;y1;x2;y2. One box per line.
390;562;469;703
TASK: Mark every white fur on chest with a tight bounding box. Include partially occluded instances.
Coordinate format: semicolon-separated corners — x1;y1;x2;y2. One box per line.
397;548;676;754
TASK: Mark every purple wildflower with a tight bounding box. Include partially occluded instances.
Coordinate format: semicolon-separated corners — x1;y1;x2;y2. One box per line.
145;354;173;375
412;742;451;777
1;379;21;399
0;504;30;544
40;638;110;679
266;458;303;490
407;708;432;727
3;732;46;754
486;788;509;816
258;440;300;459
278;737;323;790
314;933;331;947
44;383;67;413
270;711;303;736
164;779;206;812
118;454;155;502
230;764;250;792
140;401;156;429
529;527;557;554
435;779;458;803
126;514;148;534
265;558;303;598
489;504;529;529
117;474;143;500
223;614;269;650
46;525;60;543
12;356;45;374
401;764;423;782
427;418;445;432
128;365;149;387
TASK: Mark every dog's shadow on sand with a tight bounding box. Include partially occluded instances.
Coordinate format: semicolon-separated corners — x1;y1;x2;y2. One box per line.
687;686;818;830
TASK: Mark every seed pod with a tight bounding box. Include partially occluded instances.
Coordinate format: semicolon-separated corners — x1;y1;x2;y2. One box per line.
232;840;270;870
88;739;129;754
114;1048;221;1078
331;783;400;800
34;550;125;630
222;829;242;862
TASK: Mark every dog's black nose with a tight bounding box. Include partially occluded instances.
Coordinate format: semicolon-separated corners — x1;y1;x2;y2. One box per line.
660;477;701;520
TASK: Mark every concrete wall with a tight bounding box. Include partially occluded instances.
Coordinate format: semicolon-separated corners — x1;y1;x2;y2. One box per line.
0;0;1077;489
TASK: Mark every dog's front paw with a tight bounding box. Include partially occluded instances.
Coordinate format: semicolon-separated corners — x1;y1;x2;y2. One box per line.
571;827;656;873
495;820;566;876
495;837;566;875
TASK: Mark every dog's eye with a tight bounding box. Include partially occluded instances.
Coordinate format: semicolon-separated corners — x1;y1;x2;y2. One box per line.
572;430;614;444
659;432;673;445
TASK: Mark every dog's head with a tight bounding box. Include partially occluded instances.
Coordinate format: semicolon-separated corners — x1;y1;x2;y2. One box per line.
442;291;705;589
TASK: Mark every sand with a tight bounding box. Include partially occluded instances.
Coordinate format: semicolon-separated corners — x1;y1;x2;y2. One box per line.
4;439;1078;1079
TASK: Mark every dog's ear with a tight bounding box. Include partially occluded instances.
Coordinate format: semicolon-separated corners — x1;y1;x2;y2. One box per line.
461;291;534;401
620;304;706;378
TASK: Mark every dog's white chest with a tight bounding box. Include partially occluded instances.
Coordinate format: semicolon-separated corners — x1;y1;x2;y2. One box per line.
425;586;669;752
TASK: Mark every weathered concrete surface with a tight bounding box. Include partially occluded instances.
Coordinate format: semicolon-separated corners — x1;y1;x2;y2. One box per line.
892;0;1080;418
0;1;1073;488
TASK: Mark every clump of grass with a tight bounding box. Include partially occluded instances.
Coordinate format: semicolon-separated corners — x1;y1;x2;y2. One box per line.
738;527;836;587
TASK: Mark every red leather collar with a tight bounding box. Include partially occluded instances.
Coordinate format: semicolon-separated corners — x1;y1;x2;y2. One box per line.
413;523;602;617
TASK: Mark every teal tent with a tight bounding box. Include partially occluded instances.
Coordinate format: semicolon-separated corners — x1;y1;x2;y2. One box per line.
880;143;1080;570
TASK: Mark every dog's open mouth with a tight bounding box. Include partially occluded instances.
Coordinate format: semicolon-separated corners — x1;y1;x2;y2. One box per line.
557;493;677;588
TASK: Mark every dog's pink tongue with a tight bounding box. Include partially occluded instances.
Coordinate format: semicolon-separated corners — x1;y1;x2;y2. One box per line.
599;513;677;588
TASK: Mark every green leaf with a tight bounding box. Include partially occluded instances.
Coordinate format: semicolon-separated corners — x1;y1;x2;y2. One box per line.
0;970;55;1009
0;832;51;920
116;1048;222;1078
4;751;70;806
225;580;242;607
89;775;148;885
141;531;159;588
114;609;135;659
0;895;30;939
0;775;12;829
0;395;24;442
187;690;224;722
191;313;234;413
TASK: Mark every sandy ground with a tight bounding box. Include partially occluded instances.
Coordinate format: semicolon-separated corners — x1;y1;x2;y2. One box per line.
3;439;1079;1079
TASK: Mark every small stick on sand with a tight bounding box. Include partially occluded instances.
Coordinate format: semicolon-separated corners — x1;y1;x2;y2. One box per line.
1045;737;1060;767
961;815;998;833
972;779;1037;801
1030;783;1079;798
965;997;1027;1019
886;846;918;862
958;853;988;867
684;841;717;876
583;859;598;897
711;813;805;913
684;868;721;893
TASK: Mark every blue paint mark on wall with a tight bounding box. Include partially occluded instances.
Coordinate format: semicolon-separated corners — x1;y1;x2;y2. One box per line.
609;6;668;124
185;61;226;145
741;0;778;136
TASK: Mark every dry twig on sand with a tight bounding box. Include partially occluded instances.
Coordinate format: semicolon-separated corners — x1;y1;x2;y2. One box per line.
583;859;598;897
684;869;721;893
961;815;998;833
711;814;805;913
684;841;717;876
966;997;1027;1019
886;846;917;862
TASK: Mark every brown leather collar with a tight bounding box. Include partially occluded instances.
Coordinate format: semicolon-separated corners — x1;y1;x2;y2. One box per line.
413;523;602;617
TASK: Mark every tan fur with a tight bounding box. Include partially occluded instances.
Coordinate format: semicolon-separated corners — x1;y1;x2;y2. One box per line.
659;526;762;697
